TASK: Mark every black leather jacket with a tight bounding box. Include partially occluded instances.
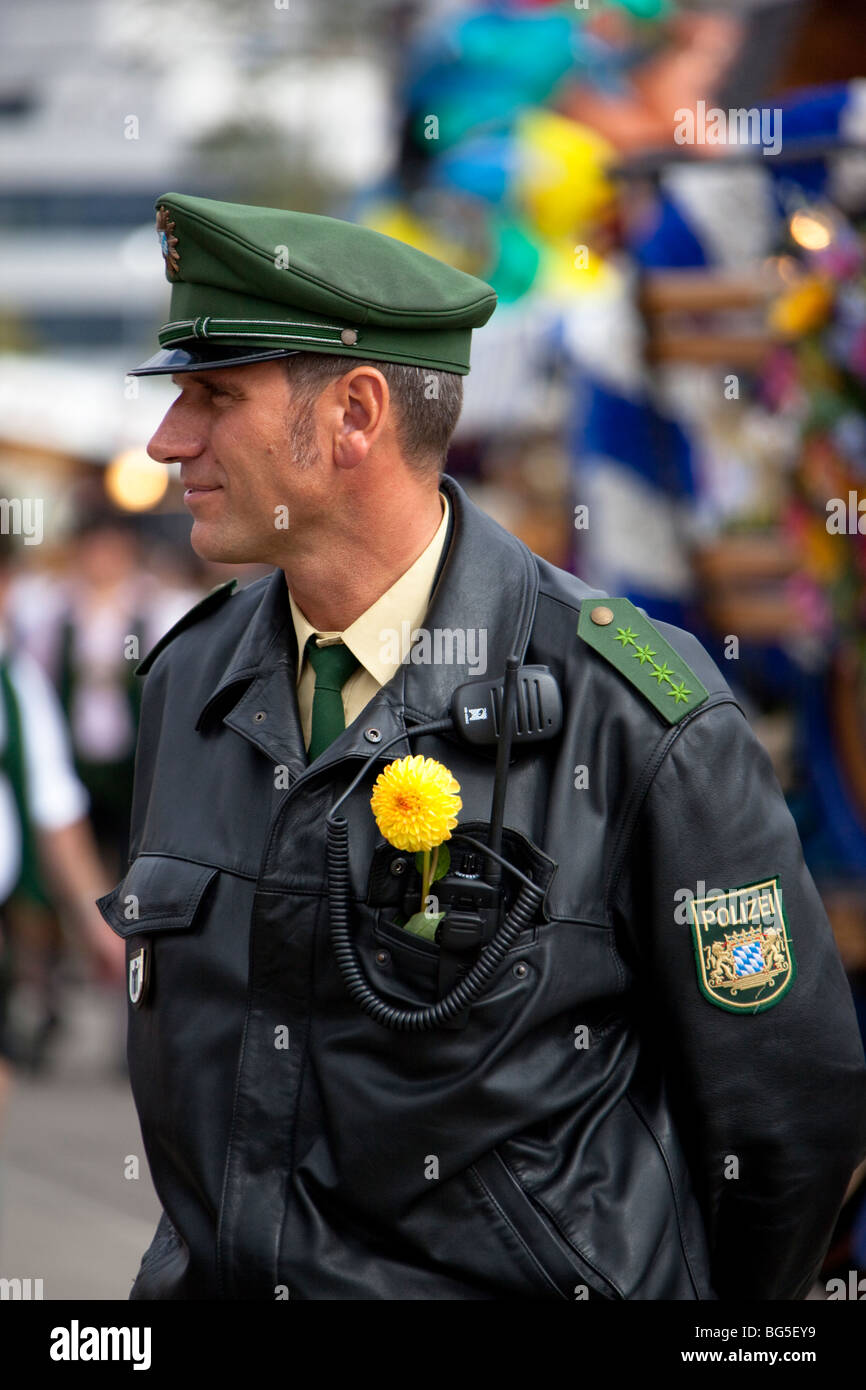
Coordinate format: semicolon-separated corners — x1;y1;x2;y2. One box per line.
98;472;866;1300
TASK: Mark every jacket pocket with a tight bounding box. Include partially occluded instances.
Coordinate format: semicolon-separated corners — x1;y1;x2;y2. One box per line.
371;914;443;1003
470;1148;622;1301
365;819;557;925
97;855;220;1013
97;855;219;938
362;819;556;1011
129;1209;190;1301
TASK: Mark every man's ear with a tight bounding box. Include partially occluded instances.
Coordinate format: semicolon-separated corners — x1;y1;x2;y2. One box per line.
332;366;390;469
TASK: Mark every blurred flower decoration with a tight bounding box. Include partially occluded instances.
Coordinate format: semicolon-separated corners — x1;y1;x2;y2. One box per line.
764;208;866;681
769;276;834;339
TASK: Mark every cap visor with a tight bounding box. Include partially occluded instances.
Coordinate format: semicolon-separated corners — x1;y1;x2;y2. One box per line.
127;345;302;376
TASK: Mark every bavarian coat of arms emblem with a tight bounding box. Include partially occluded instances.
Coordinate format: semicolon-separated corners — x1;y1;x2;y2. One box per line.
688;878;795;1013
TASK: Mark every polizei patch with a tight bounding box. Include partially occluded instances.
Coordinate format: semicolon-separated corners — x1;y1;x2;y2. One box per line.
688;877;795;1013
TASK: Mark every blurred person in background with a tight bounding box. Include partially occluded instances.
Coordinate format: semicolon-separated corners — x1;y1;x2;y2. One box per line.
21;505;200;880
0;530;124;1110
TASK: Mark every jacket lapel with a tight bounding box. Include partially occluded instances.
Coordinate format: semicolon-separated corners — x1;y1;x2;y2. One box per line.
401;473;538;723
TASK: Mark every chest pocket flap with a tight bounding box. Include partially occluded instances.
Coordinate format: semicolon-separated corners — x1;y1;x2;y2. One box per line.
96;855;218;938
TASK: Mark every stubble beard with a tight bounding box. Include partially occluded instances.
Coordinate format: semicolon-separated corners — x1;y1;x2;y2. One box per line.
288;397;319;472
189;403;320;565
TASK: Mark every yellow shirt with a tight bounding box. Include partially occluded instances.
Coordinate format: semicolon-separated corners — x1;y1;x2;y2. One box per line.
289;492;450;751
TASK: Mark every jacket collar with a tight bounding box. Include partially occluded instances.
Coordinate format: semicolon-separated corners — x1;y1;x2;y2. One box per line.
195;472;539;775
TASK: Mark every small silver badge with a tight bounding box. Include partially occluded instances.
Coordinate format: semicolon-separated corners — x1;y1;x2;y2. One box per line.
128;946;149;1008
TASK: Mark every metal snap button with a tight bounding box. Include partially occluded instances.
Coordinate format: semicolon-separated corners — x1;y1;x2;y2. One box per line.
253;710;267;723
590;606;614;626
389;857;408;876
364;727;382;743
513;961;529;979
375;950;390;967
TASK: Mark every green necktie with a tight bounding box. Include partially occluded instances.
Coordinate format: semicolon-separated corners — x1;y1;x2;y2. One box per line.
305;635;360;760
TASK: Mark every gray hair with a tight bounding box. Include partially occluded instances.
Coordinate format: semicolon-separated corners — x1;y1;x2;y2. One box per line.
283;353;463;475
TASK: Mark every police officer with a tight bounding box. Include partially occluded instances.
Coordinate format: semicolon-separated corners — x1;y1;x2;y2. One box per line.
100;191;866;1301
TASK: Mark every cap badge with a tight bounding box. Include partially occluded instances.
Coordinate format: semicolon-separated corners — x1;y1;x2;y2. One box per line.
156;206;180;278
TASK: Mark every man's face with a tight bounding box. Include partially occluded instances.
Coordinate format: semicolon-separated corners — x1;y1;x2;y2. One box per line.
146;360;321;565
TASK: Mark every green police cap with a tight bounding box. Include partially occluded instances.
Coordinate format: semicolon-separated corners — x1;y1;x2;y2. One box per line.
129;192;497;377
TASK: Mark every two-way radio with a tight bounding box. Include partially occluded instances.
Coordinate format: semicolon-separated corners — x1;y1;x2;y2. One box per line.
326;661;562;1031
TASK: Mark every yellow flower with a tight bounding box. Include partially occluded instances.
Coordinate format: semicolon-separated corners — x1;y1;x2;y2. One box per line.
769;277;834;338
370;754;461;853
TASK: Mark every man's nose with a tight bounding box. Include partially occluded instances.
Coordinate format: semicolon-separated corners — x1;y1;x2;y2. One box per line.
146;402;205;465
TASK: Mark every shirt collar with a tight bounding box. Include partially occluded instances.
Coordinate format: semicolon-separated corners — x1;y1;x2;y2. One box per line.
288;491;450;688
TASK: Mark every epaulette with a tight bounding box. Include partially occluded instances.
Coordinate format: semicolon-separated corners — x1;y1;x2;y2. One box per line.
577;596;708;725
134;579;238;677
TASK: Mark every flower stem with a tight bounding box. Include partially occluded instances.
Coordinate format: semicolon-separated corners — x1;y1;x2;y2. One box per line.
426;845;440;914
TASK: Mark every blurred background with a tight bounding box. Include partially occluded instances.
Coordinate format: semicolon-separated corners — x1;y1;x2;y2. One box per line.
1;0;865;1299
